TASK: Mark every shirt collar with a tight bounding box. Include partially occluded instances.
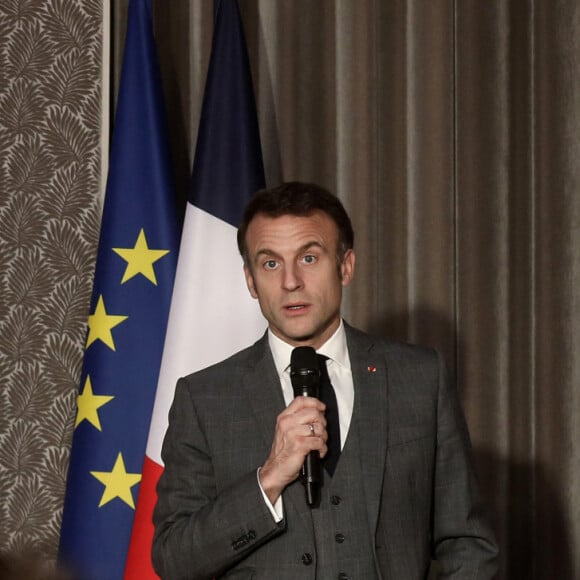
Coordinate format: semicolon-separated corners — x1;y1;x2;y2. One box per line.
268;319;349;376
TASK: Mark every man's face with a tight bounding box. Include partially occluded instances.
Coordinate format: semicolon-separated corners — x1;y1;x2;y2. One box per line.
243;211;355;349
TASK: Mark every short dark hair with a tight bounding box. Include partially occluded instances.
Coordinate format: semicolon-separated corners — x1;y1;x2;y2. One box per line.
237;182;354;263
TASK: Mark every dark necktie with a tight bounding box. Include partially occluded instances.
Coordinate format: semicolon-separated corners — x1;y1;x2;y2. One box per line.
317;354;340;476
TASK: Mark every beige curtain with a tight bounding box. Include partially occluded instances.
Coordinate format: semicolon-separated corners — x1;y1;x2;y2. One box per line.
145;1;580;577
0;1;578;578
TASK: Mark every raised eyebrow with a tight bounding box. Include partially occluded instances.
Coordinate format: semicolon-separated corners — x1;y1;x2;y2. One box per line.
300;241;324;253
254;241;324;261
254;248;281;261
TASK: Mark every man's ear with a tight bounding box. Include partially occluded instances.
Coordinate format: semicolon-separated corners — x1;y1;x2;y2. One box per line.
340;249;356;287
244;265;258;299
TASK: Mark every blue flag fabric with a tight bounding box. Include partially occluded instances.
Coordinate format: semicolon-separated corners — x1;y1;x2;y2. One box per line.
58;0;179;578
191;0;266;224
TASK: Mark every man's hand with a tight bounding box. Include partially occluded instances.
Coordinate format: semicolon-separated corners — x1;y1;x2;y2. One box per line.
259;397;327;504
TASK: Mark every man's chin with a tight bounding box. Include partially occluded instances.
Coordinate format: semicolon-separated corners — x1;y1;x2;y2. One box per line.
288;333;317;347
274;320;337;348
284;332;317;347
270;323;317;347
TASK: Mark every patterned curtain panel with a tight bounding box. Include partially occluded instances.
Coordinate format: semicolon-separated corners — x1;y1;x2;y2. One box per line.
0;0;102;566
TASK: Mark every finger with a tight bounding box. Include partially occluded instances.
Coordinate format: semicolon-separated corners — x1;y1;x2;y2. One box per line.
277;404;326;432
286;396;326;413
295;409;327;431
300;421;329;440
300;435;328;458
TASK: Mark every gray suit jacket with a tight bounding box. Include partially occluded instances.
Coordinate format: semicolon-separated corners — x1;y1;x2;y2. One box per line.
152;323;498;579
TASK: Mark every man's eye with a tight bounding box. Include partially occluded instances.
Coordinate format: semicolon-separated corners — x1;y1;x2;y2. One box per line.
264;260;278;270
302;255;317;264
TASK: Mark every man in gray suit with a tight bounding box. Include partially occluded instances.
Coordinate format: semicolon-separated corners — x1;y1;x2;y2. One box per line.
152;182;499;579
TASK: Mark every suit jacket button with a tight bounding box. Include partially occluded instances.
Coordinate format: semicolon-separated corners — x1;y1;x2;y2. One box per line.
331;495;341;505
301;552;313;565
338;573;349;580
335;533;345;543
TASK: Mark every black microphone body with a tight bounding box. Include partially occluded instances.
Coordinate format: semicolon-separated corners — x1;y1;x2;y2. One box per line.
290;346;321;507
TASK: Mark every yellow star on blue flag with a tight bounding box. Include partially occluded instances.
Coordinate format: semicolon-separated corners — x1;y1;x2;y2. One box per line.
113;228;170;285
86;295;128;350
91;452;142;508
75;376;114;431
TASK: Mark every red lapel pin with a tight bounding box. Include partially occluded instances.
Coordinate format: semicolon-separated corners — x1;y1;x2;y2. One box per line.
367;365;376;373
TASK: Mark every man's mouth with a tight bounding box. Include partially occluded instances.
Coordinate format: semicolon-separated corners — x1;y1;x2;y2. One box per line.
285;304;307;311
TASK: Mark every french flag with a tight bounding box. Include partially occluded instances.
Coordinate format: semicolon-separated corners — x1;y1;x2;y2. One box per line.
124;1;266;577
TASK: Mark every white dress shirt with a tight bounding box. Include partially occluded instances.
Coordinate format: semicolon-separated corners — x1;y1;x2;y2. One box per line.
268;320;354;449
258;320;355;520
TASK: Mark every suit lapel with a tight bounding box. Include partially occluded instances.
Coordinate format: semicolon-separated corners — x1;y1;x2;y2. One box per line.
346;324;389;534
242;334;285;450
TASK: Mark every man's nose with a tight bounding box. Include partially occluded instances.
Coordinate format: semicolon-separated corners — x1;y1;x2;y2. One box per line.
281;264;303;291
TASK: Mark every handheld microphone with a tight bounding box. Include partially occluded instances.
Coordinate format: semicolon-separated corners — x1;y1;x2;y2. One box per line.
290;346;321;507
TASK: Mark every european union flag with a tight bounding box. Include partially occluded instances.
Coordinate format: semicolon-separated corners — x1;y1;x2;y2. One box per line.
58;0;179;578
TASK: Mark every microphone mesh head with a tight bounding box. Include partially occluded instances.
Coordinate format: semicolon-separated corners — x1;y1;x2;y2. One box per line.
290;346;319;391
291;346;317;368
